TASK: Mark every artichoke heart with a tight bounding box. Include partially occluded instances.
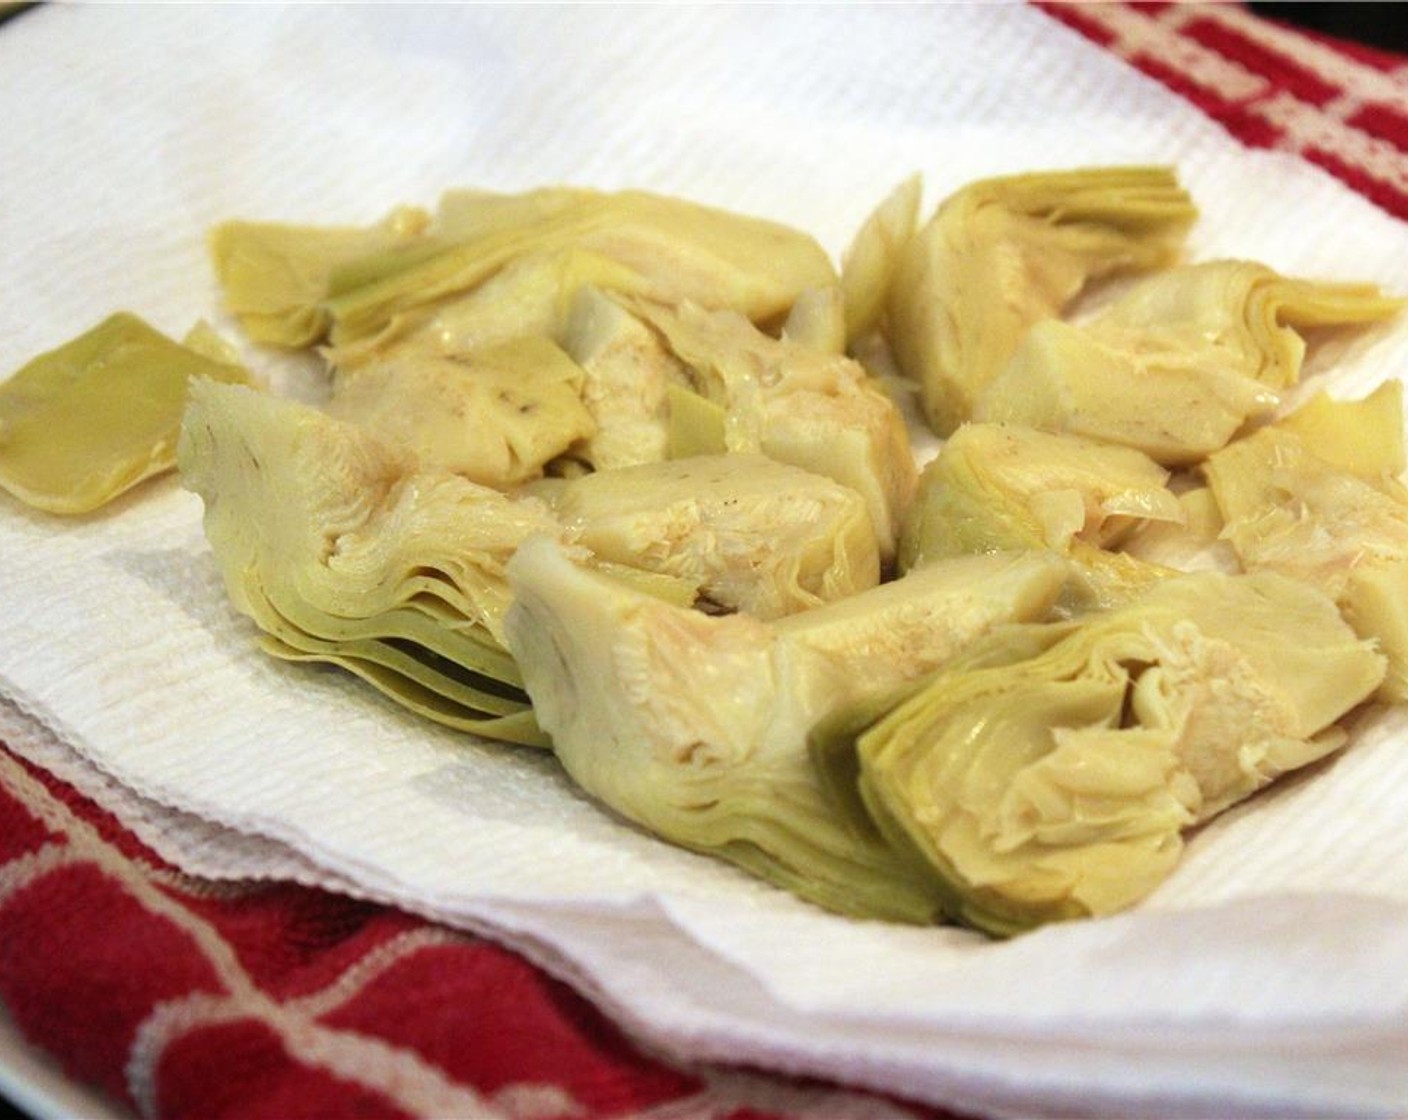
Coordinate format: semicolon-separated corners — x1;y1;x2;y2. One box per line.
0;312;253;515
503;535;1068;921
978;260;1403;464
628;297;918;560
885;166;1196;436
899;422;1184;569
178;379;561;743
1205;384;1408;700
324;188;837;347
326;336;596;487
547;453;880;619
560;285;682;471
838;570;1385;936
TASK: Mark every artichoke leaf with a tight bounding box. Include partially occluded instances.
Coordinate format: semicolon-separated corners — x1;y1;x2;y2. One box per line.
841;173;922;347
209;206;430;347
262;632;548;747
502;536;1068;922
0;312;253;515
842;570;1385;935
885;166;1197;436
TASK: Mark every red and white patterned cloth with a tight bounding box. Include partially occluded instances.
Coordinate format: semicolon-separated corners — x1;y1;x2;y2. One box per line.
5;5;1408;1118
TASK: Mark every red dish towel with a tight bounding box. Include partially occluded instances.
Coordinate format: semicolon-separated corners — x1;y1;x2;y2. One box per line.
0;749;951;1120
5;5;1408;1119
1040;2;1408;220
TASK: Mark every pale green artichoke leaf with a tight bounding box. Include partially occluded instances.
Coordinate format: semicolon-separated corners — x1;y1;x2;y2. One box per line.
0;312;253;515
845;569;1384;935
546;452;880;619
261;632;548;747
502;537;1067;922
1278;379;1405;480
782;285;848;355
885;166;1197;436
841;173;922;347
326;335;596;488
209;206;430;347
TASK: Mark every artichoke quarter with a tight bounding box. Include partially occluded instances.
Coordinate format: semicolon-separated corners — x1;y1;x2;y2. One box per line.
626;297;918;561
503;534;1068;921
884;166;1197;436
899;422;1183;568
1204;382;1408;701
824;570;1385;936
978;260;1403;464
178;379;561;745
325;336;597;488
544;453;881;620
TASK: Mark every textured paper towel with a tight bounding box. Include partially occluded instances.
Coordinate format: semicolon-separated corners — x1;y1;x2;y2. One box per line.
5;5;1408;1117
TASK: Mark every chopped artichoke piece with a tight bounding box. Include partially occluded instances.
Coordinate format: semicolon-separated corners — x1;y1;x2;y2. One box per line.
546;453;880;619
841;174;922;347
0;312;253;515
1121;486;1239;574
898;422;1183;570
560;285;680;470
1091;259;1403;393
1278;379;1405;479
1204;392;1408;700
978;261;1403;464
1204;418;1408;601
502;535;1067;921
629;298;918;560
178;380;562;740
326;336;596;487
324;189;837;347
782;285;847;355
329;248;650;373
209;206;430;347
836;570;1384;935
886;166;1196;435
977;319;1279;466
433;186;601;240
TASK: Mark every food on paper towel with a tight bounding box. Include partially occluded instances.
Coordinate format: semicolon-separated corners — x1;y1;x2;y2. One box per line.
5;166;1405;936
976;260;1403;464
178;378;556;745
882;166;1199;436
503;533;1066;922
0;313;252;514
813;570;1385;936
539;452;881;620
1204;381;1408;701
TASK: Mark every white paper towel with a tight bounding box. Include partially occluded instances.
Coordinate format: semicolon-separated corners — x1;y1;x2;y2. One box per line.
5;5;1408;1117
